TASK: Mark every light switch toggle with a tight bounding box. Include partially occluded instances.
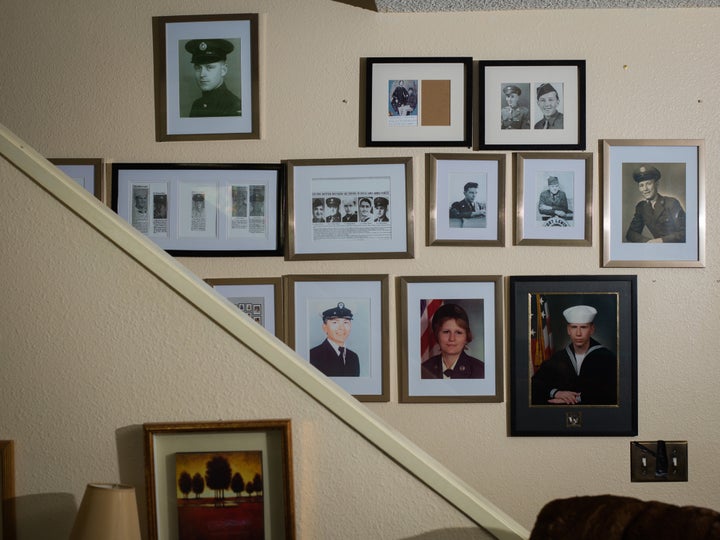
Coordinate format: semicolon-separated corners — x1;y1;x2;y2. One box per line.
630;440;688;482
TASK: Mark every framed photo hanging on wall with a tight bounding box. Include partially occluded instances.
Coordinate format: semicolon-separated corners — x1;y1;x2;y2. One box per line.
601;139;705;267
365;57;473;147
478;60;586;150
509;275;638;436
152;13;259;141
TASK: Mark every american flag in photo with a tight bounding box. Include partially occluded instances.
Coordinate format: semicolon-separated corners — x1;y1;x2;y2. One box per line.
420;298;443;362
530;294;553;374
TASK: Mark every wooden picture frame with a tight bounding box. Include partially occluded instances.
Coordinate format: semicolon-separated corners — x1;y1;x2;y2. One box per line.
49;158;104;201
397;276;503;403
284;274;389;402
0;441;15;540
144;420;294;540
601;139;705;267
152;13;259;141
509;275;638;436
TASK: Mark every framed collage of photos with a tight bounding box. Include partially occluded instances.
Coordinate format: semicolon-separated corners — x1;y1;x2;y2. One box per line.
143;420;294;540
478;60;586;150
365;57;473;147
514;152;592;246
49;158;104;201
397;276;503;403
509;275;638;436
426;153;506;246
112;163;283;257
285;158;413;261
205;277;283;338
152;13;259;141
284;274;389;402
602;139;705;267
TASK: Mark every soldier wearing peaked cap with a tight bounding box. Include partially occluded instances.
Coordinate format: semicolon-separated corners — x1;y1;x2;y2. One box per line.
534;83;564;129
373;197;389;222
531;304;617;405
625;164;686;243
309;303;360;377
501;84;530;130
324;197;341;222
185;39;242;117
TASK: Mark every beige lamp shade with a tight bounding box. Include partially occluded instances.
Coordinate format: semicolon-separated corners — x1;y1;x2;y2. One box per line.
69;483;142;540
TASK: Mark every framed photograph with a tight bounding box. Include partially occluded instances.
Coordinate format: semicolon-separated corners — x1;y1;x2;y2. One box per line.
1;440;15;540
509;275;638;436
478;60;586;150
601;139;705;267
426;153;506;246
152;14;259;141
285;158;413;261
284;274;389;402
365;57;473;147
205;278;283;338
112;163;283;257
397;276;503;403
144;420;294;540
514;152;592;246
49;158;103;201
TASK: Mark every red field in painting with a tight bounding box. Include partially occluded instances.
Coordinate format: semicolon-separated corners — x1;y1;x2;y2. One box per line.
177;499;264;540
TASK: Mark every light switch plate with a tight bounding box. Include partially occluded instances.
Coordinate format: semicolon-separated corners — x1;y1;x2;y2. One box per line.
630;441;688;482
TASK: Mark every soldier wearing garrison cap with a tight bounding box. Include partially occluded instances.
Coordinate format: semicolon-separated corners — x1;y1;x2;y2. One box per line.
324;197;341;222
501;84;530;130
373;196;389;222
310;302;360;377
538;175;572;223
185;39;242;117
531;304;617;406
534;83;564;129
625;164;686;243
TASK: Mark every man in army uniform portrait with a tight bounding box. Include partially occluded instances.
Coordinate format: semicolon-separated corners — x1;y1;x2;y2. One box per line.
534;83;564;129
625;164;686;243
500;84;530;129
184;38;242;117
309;302;360;377
449;181;486;226
538;175;573;223
324;197;341;222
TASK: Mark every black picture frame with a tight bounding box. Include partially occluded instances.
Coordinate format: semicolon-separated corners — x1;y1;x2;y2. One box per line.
111;163;284;257
478;60;586;151
509;275;637;436
364;57;473;147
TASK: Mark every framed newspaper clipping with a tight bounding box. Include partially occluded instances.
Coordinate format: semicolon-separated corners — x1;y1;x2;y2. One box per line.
111;163;284;257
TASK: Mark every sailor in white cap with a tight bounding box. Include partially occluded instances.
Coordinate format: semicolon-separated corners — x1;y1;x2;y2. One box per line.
531;304;617;406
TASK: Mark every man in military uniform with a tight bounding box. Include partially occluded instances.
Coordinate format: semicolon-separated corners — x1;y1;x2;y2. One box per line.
531;305;617;406
534;83;564;129
325;197;341;222
373;197;389;222
341;198;358;222
501;84;530;129
309;303;360;377
538;176;572;222
625;165;686;243
185;39;242;117
449;182;486;220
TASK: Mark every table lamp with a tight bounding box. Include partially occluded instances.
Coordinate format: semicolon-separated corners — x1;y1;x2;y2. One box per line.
69;483;142;540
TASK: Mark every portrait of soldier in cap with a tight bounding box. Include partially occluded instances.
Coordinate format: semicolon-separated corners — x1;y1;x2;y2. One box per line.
500;83;530;130
534;83;564;129
624;164;686;243
373;197;390;222
325;197;341;222
183;38;242;117
531;303;617;406
309;302;360;377
537;174;573;224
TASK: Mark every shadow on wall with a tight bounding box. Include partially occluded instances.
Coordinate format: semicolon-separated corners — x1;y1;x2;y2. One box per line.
14;493;76;540
401;527;495;540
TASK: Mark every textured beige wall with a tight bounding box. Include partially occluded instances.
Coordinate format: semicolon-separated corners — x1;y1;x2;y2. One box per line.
1;0;720;536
